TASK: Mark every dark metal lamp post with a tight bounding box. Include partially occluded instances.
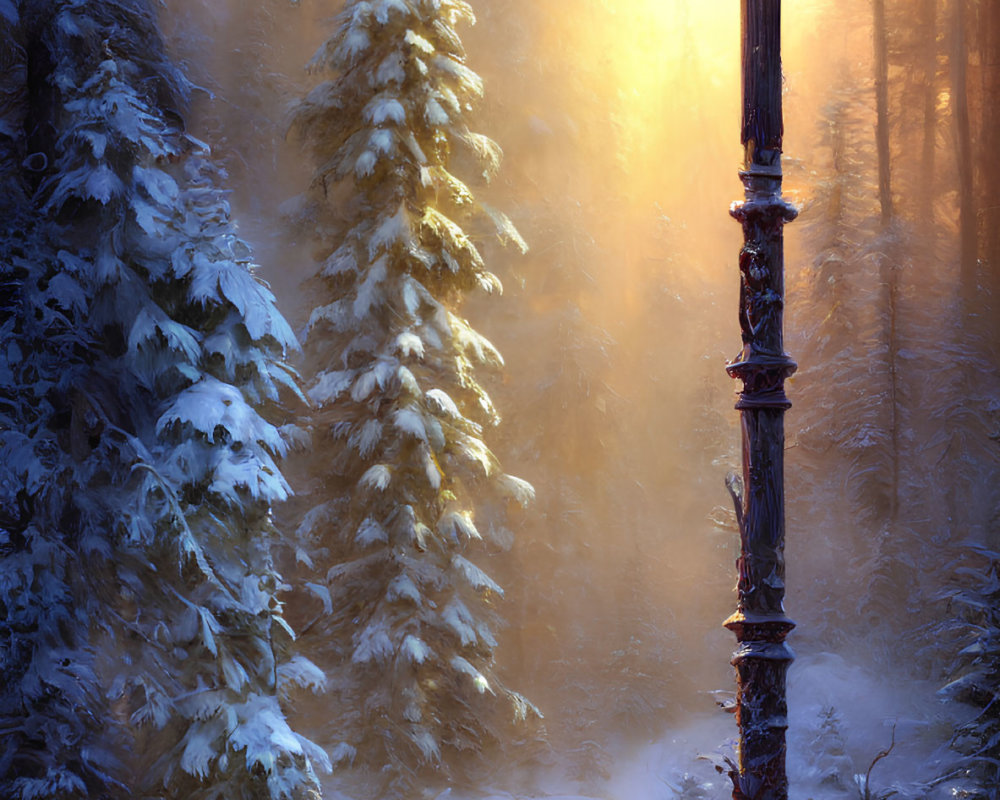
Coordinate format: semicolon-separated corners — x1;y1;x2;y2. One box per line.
725;1;797;798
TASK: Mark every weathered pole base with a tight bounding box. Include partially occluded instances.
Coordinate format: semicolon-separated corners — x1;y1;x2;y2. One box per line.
725;166;797;800
725;613;795;800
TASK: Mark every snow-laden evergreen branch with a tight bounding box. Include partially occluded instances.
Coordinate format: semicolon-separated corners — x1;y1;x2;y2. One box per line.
0;1;324;797
939;544;1000;794
0;8;124;797
0;184;127;800
289;0;537;794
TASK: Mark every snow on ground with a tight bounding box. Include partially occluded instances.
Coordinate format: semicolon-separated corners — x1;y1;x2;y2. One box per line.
444;650;972;800
786;650;969;799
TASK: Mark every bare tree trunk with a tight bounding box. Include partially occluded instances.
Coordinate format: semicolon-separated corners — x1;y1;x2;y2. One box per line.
919;0;937;226
873;0;893;226
872;0;900;532
0;7;27;205
0;8;27;323
979;0;1000;345
952;0;977;303
883;267;901;524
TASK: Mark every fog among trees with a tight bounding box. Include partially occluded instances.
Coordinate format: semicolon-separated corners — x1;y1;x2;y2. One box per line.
0;1;997;799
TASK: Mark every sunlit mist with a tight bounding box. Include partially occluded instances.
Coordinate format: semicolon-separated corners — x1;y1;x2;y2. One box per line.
39;0;998;796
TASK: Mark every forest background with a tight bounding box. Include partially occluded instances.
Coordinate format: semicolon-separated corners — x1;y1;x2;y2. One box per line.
1;0;998;798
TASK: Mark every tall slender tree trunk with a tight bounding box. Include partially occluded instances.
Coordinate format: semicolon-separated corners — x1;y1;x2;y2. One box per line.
979;0;1000;346
952;0;977;304
0;8;26;329
872;0;900;532
0;8;27;202
919;0;937;226
873;0;893;225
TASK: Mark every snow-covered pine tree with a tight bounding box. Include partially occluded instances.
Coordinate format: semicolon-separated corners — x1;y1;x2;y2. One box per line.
290;0;536;793
787;73;896;647
0;10;130;797
939;543;1000;796
940;543;1000;798
6;0;325;796
0;197;127;800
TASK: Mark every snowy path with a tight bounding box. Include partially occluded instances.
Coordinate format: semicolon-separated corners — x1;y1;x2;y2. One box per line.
438;651;970;800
